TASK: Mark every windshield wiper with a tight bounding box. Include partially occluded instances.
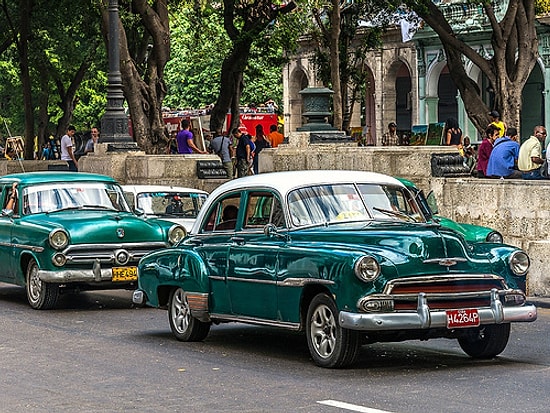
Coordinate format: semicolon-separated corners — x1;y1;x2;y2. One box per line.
81;204;118;211
46;206;82;213
372;207;416;222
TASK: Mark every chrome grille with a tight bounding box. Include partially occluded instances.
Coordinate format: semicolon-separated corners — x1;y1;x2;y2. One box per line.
384;275;508;311
61;242;167;266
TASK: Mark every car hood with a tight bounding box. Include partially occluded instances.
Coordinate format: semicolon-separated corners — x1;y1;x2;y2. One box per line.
23;211;167;244
292;221;508;276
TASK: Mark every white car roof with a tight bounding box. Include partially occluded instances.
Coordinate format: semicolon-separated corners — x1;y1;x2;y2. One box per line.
207;170;404;199
122;184;208;195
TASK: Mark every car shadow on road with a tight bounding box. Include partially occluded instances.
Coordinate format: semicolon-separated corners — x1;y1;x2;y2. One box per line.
0;283;135;311
137;322;522;373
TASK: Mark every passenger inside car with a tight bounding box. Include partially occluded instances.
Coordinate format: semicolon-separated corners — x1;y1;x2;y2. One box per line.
216;204;238;230
2;182;18;214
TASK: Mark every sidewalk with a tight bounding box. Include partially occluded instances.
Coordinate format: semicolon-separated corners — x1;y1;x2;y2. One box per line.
528;297;550;309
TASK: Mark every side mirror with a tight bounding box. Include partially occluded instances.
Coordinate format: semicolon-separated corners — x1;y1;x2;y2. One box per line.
263;223;277;237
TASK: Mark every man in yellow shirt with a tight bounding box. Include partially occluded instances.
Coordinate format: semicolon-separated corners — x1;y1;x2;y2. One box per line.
518;125;546;180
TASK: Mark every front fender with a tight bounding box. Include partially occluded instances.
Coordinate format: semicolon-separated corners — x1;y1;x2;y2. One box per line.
138;248;209;308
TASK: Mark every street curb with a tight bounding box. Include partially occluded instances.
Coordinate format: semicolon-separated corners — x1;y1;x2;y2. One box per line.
527;297;550;309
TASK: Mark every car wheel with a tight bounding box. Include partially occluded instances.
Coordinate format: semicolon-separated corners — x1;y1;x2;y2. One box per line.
458;323;511;359
168;287;210;341
26;258;59;310
306;293;360;368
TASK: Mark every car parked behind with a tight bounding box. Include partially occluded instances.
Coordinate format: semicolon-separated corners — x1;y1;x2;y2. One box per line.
398;177;503;244
134;170;536;368
123;185;208;231
0;172;186;309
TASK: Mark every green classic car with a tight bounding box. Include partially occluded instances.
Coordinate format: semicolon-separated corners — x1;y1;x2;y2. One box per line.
133;170;536;368
398;177;503;243
0;172;185;310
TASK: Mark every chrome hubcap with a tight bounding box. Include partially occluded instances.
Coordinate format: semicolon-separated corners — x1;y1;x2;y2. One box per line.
310;304;337;358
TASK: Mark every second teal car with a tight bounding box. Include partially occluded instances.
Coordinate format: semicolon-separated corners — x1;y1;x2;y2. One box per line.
0;172;186;310
398;178;503;244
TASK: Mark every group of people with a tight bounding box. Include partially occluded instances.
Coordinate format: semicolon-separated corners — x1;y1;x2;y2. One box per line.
443;110;550;180
475;111;548;180
174;117;285;179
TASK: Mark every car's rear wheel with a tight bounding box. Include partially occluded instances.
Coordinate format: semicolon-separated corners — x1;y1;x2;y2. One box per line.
26;258;59;310
306;293;360;368
458;323;511;358
168;287;210;341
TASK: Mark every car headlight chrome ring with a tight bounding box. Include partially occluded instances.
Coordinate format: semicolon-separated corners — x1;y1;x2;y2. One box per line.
49;229;69;250
354;255;381;282
52;253;67;267
486;231;503;243
168;224;187;245
509;251;529;276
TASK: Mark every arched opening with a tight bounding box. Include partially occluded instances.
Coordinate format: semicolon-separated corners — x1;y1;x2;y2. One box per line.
288;68;309;133
437;65;458;123
395;63;412;131
521;63;544;139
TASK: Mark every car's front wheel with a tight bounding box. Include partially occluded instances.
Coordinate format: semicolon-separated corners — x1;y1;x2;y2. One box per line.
26;258;59;310
306;293;360;368
458;323;511;358
168;287;210;341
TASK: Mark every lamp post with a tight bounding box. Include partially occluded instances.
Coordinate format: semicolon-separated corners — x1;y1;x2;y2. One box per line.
100;0;133;145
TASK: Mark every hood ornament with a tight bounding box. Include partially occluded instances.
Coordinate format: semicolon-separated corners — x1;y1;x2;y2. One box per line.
423;257;467;267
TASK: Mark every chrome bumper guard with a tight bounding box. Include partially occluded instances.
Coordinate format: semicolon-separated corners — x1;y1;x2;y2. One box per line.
339;290;537;331
132;289;145;305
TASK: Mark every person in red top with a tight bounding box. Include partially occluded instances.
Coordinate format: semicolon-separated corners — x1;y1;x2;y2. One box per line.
477;124;499;178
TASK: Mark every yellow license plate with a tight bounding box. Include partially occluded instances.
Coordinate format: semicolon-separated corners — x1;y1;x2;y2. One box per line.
112;266;138;282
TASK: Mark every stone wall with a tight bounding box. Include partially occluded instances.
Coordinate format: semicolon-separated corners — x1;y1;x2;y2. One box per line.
46;137;550;297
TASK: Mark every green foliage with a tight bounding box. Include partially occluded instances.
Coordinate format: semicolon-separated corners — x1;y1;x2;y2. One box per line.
536;0;550;15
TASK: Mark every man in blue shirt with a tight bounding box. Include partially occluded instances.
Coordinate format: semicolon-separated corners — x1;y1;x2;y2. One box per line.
486;127;522;179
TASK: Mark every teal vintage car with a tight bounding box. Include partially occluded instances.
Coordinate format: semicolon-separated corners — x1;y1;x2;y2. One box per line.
0;172;185;310
398;177;503;243
133;170;536;368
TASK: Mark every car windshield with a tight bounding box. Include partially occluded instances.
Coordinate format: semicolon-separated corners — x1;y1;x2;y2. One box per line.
287;183;425;227
135;191;207;218
22;182;130;215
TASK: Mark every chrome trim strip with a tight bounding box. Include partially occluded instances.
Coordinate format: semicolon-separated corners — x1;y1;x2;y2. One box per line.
213;276;335;287
340;293;537;331
385;289;508;301
423;257;468;265
279;278;335;287
63;242;167;251
210;313;300;331
0;242;44;252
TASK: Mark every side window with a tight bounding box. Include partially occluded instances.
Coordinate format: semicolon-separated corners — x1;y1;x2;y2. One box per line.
201;194;241;232
2;182;18;215
244;192;286;229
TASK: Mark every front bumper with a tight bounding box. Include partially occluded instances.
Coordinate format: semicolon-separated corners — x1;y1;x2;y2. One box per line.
339;291;537;331
39;266;132;284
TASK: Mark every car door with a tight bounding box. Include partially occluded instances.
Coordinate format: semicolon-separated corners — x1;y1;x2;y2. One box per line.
193;192;243;315
227;190;286;320
0;183;18;282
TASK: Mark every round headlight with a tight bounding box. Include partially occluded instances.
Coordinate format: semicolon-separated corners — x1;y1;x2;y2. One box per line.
168;225;187;245
49;229;69;250
486;231;503;243
354;255;381;282
509;251;529;276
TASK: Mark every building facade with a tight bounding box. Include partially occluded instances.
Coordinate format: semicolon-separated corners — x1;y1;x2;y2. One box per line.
283;0;550;143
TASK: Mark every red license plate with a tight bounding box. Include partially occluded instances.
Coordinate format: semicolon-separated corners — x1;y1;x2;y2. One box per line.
446;308;480;328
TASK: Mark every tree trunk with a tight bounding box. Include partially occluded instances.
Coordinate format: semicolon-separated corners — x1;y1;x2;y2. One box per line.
329;0;343;130
210;46;250;135
19;0;34;159
101;0;170;154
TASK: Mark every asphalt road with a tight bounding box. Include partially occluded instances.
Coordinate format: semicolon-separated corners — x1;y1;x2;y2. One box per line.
1;283;548;413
